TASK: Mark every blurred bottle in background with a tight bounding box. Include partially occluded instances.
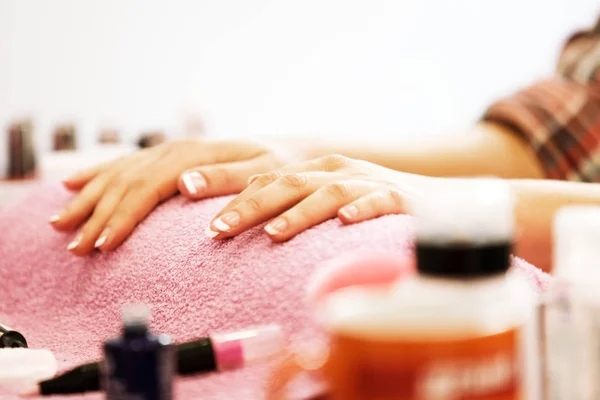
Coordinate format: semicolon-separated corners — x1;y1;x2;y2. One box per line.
137;130;166;149
52;123;77;151
6;119;37;180
98;128;121;145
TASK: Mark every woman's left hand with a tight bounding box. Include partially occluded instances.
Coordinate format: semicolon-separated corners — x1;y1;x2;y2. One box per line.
205;154;434;241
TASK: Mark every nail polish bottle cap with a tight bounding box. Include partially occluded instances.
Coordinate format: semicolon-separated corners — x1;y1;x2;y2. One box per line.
408;178;515;244
407;178;514;278
0;348;57;392
121;303;151;327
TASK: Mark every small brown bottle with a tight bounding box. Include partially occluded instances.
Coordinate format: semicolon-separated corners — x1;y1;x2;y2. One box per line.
6;119;37;180
52;123;77;151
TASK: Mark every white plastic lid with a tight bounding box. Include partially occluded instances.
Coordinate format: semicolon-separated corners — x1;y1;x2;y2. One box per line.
408;178;515;243
0;348;57;392
554;205;600;282
121;303;151;327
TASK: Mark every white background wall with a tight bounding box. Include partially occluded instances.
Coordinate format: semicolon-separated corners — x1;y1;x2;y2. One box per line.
1;0;598;153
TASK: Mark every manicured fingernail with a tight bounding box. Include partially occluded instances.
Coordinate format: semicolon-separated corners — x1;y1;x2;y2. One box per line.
213;212;240;232
265;218;287;235
95;230;109;248
49;214;61;223
67;233;82;251
340;205;359;219
182;171;206;195
205;226;220;239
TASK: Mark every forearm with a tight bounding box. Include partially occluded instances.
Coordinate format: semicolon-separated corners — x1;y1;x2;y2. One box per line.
511;180;600;273
280;122;544;179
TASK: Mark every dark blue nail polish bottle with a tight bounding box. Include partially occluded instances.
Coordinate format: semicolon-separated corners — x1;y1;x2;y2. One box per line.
102;303;175;400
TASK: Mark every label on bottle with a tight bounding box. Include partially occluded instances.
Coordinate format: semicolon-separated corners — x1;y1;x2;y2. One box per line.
328;327;530;400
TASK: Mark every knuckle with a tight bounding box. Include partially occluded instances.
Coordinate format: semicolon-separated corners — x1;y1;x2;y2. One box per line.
368;191;387;210
324;182;351;201
280;173;308;190
129;177;150;190
318;154;348;171
244;196;263;214
111;208;137;227
128;178;162;202
109;173;129;190
254;172;281;188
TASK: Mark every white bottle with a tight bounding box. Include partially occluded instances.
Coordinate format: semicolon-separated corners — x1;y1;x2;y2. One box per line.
320;179;540;400
546;206;600;400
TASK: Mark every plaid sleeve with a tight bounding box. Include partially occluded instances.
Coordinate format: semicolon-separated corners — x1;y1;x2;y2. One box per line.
482;17;600;181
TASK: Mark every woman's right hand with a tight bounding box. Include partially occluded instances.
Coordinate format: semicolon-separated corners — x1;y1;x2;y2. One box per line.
51;138;307;256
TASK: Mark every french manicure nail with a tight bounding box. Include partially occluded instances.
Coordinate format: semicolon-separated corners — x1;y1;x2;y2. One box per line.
67;234;82;251
265;218;287;235
49;214;61;223
340;205;359;219
95;230;109;248
213;218;229;232
182;171;206;195
213;212;240;232
205;226;220;239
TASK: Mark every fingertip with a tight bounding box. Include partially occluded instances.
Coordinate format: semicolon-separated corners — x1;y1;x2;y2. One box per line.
62;181;82;191
49;218;71;232
61;173;89;191
179;170;207;199
264;223;292;243
48;213;61;224
49;213;80;232
61;177;75;187
66;233;92;256
97;226;129;252
337;211;353;225
338;205;359;223
177;177;191;197
205;225;220;239
267;234;289;243
94;229;110;250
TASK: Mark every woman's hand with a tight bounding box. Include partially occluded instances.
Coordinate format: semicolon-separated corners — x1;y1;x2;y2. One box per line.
206;154;435;241
51;139;305;256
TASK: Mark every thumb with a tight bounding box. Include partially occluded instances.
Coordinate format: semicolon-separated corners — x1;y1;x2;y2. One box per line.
178;156;273;199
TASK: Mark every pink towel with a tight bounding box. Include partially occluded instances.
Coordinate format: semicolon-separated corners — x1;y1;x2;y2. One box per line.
0;183;550;400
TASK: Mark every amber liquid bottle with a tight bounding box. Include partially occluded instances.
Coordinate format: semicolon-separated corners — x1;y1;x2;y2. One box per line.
319;179;540;400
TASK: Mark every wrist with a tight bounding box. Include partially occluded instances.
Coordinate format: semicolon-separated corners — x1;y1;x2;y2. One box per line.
510;180;600;273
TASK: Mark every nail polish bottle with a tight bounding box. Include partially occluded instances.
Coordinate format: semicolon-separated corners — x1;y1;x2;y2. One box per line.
6;119;37;180
98;128;121;144
137;131;165;149
52;123;77;151
102;303;175;400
